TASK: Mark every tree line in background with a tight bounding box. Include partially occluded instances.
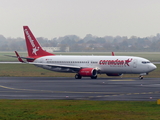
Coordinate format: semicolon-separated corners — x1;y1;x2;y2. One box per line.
0;33;160;52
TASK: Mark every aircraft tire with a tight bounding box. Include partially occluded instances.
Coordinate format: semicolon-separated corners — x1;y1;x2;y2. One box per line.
75;74;82;79
91;75;97;79
139;75;143;79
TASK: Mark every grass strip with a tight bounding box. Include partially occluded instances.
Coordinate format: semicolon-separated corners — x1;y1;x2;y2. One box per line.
0;100;159;120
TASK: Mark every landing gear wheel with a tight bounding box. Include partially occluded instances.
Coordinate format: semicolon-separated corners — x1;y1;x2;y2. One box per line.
91;75;97;79
139;75;143;80
75;74;82;79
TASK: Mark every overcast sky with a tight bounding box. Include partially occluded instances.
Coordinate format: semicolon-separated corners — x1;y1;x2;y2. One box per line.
1;0;160;39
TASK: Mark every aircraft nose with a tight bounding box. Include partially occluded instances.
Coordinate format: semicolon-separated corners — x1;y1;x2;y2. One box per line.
149;64;157;71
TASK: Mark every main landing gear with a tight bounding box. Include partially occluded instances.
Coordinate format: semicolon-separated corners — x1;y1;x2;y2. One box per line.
75;74;82;79
91;75;97;79
75;74;97;79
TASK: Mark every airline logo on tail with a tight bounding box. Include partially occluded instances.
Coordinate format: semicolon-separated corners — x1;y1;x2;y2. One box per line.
24;28;39;55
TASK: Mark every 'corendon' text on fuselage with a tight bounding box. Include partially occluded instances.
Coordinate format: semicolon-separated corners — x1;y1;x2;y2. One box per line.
99;59;132;66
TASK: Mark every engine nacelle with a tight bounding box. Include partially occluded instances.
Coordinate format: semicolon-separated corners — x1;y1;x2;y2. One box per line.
106;73;123;76
79;68;97;77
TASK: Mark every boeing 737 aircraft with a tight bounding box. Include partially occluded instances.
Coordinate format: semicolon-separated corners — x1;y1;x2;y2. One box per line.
12;26;157;79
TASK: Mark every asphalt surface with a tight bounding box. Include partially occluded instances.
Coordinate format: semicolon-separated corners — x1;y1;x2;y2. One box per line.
0;77;159;101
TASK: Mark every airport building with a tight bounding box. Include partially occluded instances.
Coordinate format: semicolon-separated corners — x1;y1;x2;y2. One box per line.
43;47;70;52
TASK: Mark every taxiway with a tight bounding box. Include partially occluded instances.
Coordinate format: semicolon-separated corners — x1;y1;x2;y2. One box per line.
0;77;159;101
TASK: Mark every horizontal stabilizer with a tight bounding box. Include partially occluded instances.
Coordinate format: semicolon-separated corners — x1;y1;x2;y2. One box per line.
5;51;35;63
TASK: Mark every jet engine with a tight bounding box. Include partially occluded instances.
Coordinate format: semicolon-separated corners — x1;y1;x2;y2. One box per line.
79;68;97;77
75;68;97;79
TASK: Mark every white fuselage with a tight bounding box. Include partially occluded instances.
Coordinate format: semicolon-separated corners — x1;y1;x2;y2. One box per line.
33;55;156;75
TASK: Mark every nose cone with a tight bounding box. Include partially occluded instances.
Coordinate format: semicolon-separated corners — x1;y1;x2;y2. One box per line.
149;64;157;72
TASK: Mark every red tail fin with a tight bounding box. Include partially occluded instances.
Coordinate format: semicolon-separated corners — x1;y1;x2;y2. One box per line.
23;26;54;58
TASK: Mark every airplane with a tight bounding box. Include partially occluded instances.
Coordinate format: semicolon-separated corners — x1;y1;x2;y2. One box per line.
11;26;157;79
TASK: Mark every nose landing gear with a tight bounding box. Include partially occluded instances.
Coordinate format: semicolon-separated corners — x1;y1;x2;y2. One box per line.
139;75;143;79
139;73;148;80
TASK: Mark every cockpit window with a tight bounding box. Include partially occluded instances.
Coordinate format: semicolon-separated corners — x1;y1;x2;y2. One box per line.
142;61;151;64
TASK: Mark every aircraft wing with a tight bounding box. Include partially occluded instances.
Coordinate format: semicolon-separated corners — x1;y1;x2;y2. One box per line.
29;62;101;73
29;62;81;72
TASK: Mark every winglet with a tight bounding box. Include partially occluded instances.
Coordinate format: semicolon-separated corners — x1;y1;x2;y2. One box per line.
112;52;115;56
15;51;25;62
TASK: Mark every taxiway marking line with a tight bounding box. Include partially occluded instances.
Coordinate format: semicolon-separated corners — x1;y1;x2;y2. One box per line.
108;79;135;81
0;85;118;94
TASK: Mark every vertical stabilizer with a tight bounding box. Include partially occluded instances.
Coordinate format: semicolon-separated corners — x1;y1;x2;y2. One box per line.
23;26;54;58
